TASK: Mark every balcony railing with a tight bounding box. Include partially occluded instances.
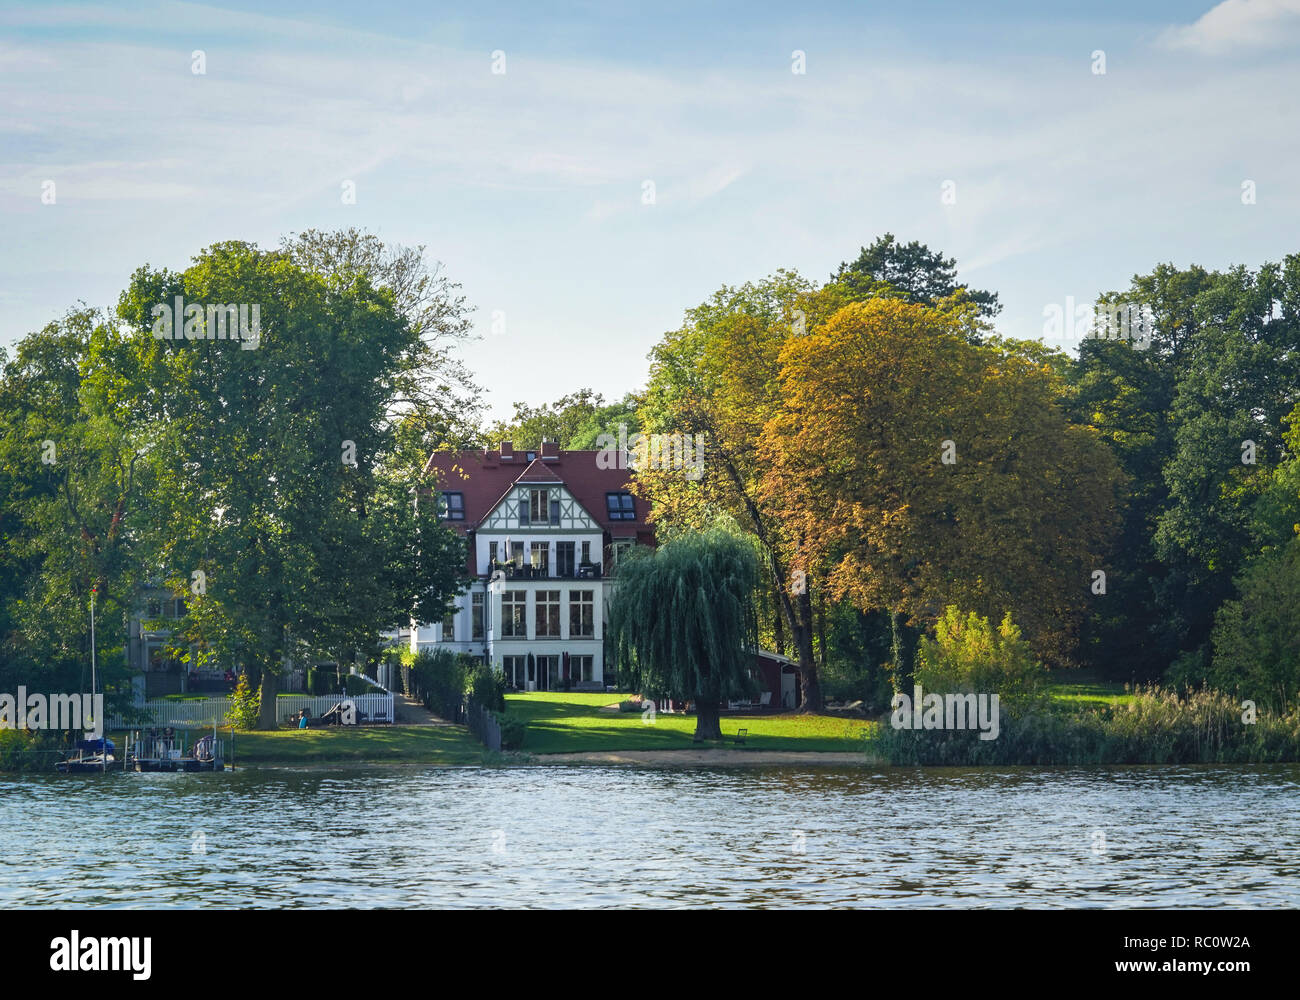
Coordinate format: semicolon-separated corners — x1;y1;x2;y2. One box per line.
488;560;602;581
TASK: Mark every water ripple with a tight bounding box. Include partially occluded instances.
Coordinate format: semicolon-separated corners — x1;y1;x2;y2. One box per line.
2;764;1298;907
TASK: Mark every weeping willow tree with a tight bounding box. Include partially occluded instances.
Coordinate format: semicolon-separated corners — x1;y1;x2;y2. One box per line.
607;528;760;741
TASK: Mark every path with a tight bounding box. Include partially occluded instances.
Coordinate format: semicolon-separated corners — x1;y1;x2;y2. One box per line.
392;693;456;727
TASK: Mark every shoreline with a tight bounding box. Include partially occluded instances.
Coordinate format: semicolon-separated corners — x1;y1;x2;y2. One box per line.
529;749;876;766
229;749;877;769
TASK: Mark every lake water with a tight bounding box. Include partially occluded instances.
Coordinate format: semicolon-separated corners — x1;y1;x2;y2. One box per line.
4;764;1299;907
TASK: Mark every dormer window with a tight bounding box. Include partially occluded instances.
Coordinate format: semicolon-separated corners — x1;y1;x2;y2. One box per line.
606;491;636;521
522;488;559;526
441;492;465;520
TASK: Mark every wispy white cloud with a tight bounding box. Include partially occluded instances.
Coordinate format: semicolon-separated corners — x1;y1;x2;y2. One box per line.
3;1;1299;419
1158;0;1300;54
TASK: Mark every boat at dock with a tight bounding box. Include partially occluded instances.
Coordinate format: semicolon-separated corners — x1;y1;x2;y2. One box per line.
55;737;118;773
124;727;227;772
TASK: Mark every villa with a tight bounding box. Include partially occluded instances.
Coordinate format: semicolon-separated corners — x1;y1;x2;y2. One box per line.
412;439;654;690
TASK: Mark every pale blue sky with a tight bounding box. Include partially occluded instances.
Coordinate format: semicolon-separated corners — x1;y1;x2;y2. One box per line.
3;0;1299;421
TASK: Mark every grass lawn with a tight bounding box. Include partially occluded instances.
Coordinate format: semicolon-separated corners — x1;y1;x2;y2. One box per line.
110;725;484;766
506;691;877;753
1045;673;1137;709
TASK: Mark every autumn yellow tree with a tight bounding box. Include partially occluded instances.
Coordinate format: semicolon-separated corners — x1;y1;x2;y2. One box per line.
759;297;1122;683
637;271;848;707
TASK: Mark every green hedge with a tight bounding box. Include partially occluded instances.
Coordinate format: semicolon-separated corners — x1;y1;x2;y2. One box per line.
306;667;335;696
343;674;372;697
466;663;506;713
409;649;470;721
494;711;526;751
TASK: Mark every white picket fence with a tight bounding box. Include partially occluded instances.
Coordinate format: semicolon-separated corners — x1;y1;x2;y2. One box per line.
109;691;395;728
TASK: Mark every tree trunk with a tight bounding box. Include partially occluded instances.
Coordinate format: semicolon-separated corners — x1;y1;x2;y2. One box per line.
890;611;918;692
257;668;280;730
796;588;822;711
772;584;786;657
693;698;723;742
713;452;819;709
816;598;827;670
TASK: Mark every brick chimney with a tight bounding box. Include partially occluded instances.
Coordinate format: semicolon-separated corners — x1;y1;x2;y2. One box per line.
541;438;559;460
500;440;513;461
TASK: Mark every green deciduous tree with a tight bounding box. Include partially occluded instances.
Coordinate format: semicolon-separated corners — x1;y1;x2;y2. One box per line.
110;239;468;728
0;310;151;708
1071;257;1300;680
482;389;633;451
1204;538;1300;712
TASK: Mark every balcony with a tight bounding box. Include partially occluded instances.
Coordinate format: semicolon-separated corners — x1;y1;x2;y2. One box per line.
488;560;602;581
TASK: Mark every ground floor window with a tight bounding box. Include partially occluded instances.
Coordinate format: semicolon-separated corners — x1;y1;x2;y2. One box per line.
502;590;527;637
571;654;593;683
502;655;527;688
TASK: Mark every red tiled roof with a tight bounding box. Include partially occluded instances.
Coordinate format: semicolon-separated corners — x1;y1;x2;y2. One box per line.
515;458;563;483
422;449;654;538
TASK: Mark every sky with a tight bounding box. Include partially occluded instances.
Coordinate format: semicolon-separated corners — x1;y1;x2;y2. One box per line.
2;0;1299;423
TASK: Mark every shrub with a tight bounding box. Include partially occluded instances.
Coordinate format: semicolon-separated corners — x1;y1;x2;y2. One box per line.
343;673;373;697
869;685;1300;765
466;663;506;713
396;648;416;697
914;606;1047;714
225;674;261;731
409;648;468;720
494;711;526;750
0;729;64;772
619;699;645;713
306;667;336;696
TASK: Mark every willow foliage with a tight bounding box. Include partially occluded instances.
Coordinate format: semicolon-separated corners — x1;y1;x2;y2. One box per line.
607;528;760;706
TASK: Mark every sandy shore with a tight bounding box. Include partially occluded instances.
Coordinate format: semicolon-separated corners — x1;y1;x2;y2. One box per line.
533;749;876;766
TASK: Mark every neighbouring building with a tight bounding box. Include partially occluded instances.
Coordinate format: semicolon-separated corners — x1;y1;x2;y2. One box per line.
126;583;196;697
412;439;654;690
125;581;359;698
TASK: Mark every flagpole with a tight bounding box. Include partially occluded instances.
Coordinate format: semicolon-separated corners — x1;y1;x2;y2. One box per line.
90;584;101;770
90;585;96;716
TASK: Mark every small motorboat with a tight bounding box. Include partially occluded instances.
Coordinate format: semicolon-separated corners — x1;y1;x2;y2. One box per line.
55;737;117;773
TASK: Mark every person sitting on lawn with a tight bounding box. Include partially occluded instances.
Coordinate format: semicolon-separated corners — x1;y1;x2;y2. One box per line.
297;708;310;730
